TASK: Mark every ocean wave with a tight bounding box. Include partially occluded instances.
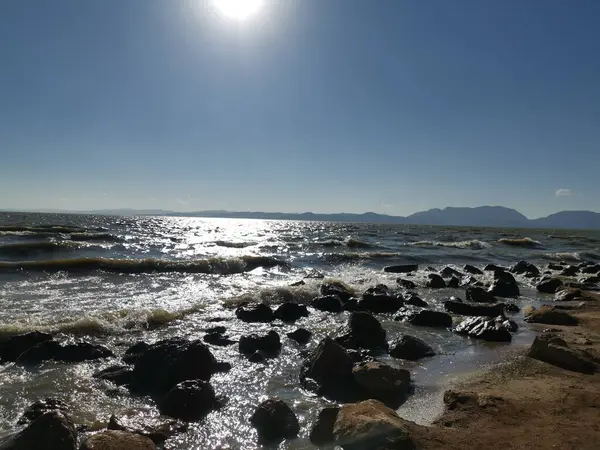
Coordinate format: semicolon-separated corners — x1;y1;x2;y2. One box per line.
68;232;122;242
214;240;256;249
497;237;542;248
541;251;600;262
0;225;82;234
311;237;378;249
408;240;491;250
0;241;81;256
0;256;286;275
319;252;403;264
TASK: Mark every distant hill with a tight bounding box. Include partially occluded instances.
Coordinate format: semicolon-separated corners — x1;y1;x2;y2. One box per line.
404;206;530;227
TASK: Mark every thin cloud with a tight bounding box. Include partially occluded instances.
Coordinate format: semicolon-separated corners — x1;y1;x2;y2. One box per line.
555;189;572;197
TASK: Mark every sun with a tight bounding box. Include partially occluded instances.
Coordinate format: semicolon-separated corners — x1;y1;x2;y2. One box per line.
212;0;265;21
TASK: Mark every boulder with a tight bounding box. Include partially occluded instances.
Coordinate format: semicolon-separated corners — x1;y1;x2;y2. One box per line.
235;304;275;323
274;303;309;323
336;312;387;351
463;264;483;275
524;306;578;326
159;380;220;422
510;261;540;277
0;331;52;363
454;316;513;342
16;341;113;364
93;365;134;387
503;302;520;312
484;264;506;272
537;277;563;294
548;263;564;271
554;288;581;302
122;342;150;364
80;431;155;450
489;270;520;298
287;328;312;344
311;295;344;313
389;335;435;361
17;398;69;425
320;281;353;302
426;274;446;288
447;276;460;288
528;333;596;374
394;307;453;328
107;415;187;445
403;294;428;307
440;266;463;278
309;407;340;446
358;287;403;313
561;265;579;277
0;412;77;450
384;265;418;274
333;400;414;450
203;332;236;347
397;279;416;289
465;286;496;303
352;362;411;409
444;300;505;317
250;399;300;443
239;331;281;358
581;264;600;274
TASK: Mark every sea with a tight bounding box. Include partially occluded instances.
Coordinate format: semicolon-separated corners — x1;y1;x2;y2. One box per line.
0;212;599;448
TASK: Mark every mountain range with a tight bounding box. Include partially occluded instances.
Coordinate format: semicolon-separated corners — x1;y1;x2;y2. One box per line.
59;206;600;230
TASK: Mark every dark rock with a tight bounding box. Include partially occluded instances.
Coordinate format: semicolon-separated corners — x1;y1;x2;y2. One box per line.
131;338;220;395
123;342;150;364
394;307;453;328
524;306;578;326
342;298;359;311
80;431;155;450
107;415;187;445
309;407;340;446
454;316;513;342
320;281;352;302
16;341;113;364
352;361;411;408
555;288;582;302
444;300;505;317
561;265;580;276
548;263;564;271
503;302;520;312
461;276;485;287
465;286;497;303
537;277;563;294
203;332;236;347
287;328;312;345
384;264;418;274
159;380;220;422
358;287;403;313
528;333;596;374
93;365;134;387
311;295;344;313
389;335;435;361
274;303;309;323
404;294;428;307
582;264;600;274
332;400;414;450
17;398;69;425
463;265;483;275
250;399;299;443
235;304;275;323
397;278;416;289
0;412;77;450
448;276;460;288
510;261;540;277
289;280;305;287
239;331;281;358
203;326;226;334
489;270;520;298
581;276;600;285
426;274;446;288
484;264;506;272
248;352;265;363
440;266;463;278
0;331;52;363
336;312;387;351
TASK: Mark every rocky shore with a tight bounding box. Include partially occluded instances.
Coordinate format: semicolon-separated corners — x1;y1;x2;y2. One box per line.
0;260;599;449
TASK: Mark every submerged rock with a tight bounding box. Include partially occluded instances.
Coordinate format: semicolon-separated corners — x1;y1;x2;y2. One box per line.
463;264;483;275
426;273;446;288
159;380;220;422
454;316;513;342
444;300;505;317
561;265;580;277
235;303;275;323
403;294;428;307
203;332;236;347
352;362;411;409
250;399;300;443
274;303;309;323
524;306;578;326
581;264;600;274
465;286;497;303
489;270;520;298
394;307;453;328
389;335;435;361
0;331;53;363
239;331;281;359
528;333;596;374
510;261;540;277
287;328;312;344
107;414;188;445
335;312;387;351
122;342;150;364
397;278;416;289
80;430;155;450
384;264;418;274
93;365;134;387
17;398;70;425
311;295;344;313
0;411;77;450
320;281;353;302
537;277;563;294
16;341;113;365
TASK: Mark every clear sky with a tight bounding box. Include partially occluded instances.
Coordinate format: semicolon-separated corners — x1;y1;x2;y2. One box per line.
1;0;599;218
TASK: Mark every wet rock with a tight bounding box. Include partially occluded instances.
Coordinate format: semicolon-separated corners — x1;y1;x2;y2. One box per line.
17;398;69;425
122;342;150;364
248;352;265;363
309;407;340;446
333;399;414;450
0;331;52;363
554;288;582;302
397;278;416;289
503;302;520;312
548;263;564;271
80;430;155;450
107;415;187;445
342;298;359;311
289;280;305;287
465;286;497;303
463;264;483;275
131;338;221;395
93;365;134;387
235;303;275;323
394;307;453;328
448;276;460;288
426;273;446;288
582;264;600;274
484;264;507;272
581;275;600;285
454;316;513;342
510;261;540;277
17;341;113;365
384;264;418;274
528;333;596;374
336;312;387;351
461;276;485;287
561;265;579;276
239;331;281;358
250;399;300;443
358;287;403;313
352;362;411;409
489;270;520;298
524;306;578;326
159;380;220;422
287;328;312;345
311;295;344;313
0;411;77;450
440;266;463;278
389;335;435;361
444;300;505;317
203;332;236;347
404;294;428;307
320;281;352;302
537;277;563;294
274;303;309;323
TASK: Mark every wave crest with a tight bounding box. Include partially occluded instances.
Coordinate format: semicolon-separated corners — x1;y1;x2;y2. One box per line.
498;237;542;247
409;240;491;250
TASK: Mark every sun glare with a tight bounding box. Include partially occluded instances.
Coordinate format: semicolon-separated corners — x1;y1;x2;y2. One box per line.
212;0;265;21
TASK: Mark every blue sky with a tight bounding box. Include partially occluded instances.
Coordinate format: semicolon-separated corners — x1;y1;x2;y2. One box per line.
1;0;599;218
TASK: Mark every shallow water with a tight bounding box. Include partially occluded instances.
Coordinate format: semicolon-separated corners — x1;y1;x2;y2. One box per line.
0;212;598;448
